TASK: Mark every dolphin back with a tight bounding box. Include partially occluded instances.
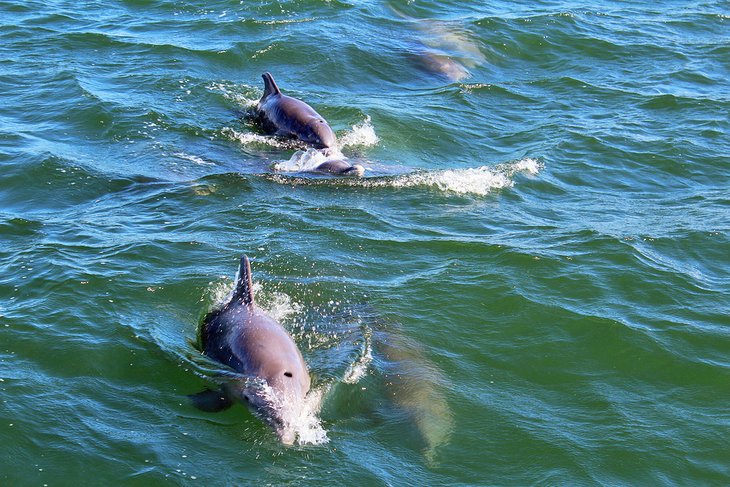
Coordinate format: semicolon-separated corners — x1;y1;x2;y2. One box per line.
233;255;255;305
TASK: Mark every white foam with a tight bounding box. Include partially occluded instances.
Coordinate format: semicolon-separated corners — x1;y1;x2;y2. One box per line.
250;381;328;446
343;331;373;384
315;158;541;196
172;152;214;166
394;166;512;195
221;127;293;149
272;149;328;172
338;116;379;148
251;43;277;59
207;82;258;108
397;158;541;195
266;158;541;196
204;278;234;307
292;386;329;445
511;157;540;175
272;148;354;173
260;290;303;323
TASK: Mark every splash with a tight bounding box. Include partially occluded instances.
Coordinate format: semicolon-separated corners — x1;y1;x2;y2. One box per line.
391;166;513;195
259;291;303;323
203;277;234;307
338;117;379;148
207;82;258;108
272;148;332;173
511;157;541;174
221;127;295;149
250;380;328;446
223;116;378;153
271;147;365;175
291;386;329;445
205;276;302;323
343;328;373;384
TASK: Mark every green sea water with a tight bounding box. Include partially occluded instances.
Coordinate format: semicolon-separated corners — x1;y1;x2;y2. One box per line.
1;0;729;485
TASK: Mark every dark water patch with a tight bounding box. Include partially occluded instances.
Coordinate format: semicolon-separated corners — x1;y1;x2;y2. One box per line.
0;216;43;238
0;153;167;213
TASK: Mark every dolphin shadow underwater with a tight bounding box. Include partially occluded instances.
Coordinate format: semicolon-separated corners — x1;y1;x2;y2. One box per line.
190;255;311;445
251;72;365;177
323;307;454;465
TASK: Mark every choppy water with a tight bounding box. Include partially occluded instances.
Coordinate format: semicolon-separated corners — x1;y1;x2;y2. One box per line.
1;0;729;485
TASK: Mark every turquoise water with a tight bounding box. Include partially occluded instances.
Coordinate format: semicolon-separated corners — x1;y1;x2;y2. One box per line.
1;0;729;484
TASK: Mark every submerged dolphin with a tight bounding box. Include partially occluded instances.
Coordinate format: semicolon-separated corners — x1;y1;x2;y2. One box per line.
191;255;311;444
374;329;453;465
255;72;336;149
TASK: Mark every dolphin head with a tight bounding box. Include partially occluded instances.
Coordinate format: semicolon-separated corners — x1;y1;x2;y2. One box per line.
235;367;311;445
301;117;336;149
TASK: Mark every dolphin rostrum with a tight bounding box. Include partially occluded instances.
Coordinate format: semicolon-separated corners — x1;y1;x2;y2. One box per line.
255;72;336;149
191;255;311;444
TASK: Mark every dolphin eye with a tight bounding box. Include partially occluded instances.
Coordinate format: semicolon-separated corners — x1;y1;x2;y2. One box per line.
243;395;249;402
284;372;293;378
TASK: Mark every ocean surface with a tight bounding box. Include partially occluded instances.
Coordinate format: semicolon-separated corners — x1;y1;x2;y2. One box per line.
1;0;729;485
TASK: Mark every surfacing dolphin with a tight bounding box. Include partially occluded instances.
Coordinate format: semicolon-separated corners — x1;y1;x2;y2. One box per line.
190;255;311;444
307;159;365;177
255;72;336;149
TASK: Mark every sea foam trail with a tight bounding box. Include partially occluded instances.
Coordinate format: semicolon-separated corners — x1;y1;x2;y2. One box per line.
385;158;540;195
268;158;542;196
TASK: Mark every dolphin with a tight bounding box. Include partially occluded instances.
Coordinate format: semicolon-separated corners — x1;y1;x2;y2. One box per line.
191;255;311;445
416;49;470;81
374;329;453;465
255;72;336;149
309;159;365;177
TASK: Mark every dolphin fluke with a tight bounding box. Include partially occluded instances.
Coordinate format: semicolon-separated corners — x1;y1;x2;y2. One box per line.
233;255;255;305
261;72;281;99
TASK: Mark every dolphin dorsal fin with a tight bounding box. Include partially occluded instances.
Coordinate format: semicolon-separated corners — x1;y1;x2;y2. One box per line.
233;255;255;305
261;72;281;99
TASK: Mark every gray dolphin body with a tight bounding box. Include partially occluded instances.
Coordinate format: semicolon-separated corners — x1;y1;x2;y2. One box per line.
310;159;365;177
191;256;311;444
255;72;336;149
